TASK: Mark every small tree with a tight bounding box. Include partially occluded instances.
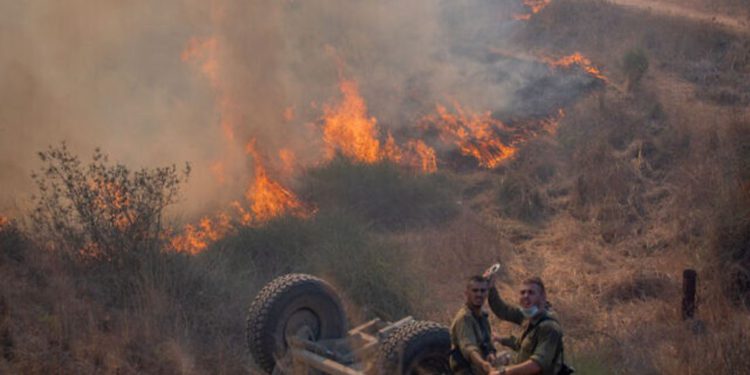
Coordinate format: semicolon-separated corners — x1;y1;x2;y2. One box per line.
31;143;190;262
623;48;649;91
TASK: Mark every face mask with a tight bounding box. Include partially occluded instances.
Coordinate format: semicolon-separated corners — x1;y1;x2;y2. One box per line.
521;305;539;318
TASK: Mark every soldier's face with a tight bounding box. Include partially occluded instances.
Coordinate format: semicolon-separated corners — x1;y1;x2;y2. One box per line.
519;283;544;309
465;280;489;309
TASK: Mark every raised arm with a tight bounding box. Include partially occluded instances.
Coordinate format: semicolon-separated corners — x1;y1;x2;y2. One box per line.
488;287;525;325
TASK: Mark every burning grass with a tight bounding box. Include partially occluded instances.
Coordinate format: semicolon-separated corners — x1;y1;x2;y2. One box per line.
3;0;750;374
321;78;439;173
516;0;750;105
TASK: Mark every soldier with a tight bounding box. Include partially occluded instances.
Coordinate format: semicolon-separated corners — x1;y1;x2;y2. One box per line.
449;275;500;375
484;273;565;375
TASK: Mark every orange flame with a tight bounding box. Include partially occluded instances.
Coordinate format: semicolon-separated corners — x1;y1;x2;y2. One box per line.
176;34;310;254
426;103;517;169
170;141;309;255
405;140;438;173
423;104;564;169
383;132;403;164
182;37;220;88
283;106;296;122
546;52;608;82
278;148;297;176
322;79;381;163
182;36;236;142
89;181;134;231
514;0;551;20
244;141;309;222
543;108;565;135
321;78;438;173
0;214;9;228
170;213;232;255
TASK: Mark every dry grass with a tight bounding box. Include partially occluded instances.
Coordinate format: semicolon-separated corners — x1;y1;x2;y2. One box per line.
0;218;252;374
1;1;749;374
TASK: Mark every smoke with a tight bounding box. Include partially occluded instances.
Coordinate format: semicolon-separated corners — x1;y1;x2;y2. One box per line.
0;0;575;218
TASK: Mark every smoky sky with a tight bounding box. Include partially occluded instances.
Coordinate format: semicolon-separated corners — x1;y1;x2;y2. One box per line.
1;0;550;218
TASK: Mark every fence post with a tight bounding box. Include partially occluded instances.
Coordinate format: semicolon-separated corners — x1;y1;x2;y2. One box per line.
682;269;697;320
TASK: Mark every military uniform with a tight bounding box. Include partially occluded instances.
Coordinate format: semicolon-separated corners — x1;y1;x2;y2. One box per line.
488;287;563;375
449;305;496;375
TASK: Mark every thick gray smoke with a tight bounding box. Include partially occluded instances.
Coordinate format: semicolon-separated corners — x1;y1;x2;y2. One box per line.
0;0;578;218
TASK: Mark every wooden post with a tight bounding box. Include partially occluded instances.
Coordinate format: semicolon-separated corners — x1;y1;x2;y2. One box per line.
682;269;697;320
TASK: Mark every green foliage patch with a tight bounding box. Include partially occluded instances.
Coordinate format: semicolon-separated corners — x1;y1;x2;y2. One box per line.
300;156;459;231
211;210;424;319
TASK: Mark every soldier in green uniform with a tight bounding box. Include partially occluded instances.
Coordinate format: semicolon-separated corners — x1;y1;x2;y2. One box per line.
449;275;500;375
485;274;564;375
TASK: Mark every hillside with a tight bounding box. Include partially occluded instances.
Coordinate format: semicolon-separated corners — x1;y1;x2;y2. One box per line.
1;0;749;374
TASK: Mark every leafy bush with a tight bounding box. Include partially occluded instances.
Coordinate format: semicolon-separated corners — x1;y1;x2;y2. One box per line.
29;143;190;307
0;219;27;265
30;143;189;260
300;156;458;231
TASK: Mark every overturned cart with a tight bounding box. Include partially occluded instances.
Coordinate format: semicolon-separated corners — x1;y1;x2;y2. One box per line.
247;274;451;374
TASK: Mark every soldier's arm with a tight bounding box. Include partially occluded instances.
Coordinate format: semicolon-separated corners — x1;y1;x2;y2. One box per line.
469;351;494;375
501;359;542;375
456;316;494;374
488;287;525;325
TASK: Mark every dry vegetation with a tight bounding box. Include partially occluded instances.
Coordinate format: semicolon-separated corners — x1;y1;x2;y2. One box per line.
2;1;750;374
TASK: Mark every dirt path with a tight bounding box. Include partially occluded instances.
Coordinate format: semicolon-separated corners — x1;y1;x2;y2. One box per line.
604;0;750;34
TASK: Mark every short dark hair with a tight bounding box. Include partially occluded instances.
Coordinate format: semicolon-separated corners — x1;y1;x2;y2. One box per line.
522;276;546;295
466;275;489;289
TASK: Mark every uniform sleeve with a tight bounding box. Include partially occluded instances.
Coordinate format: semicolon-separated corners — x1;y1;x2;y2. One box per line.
529;322;562;373
455;315;481;360
488;287;525;325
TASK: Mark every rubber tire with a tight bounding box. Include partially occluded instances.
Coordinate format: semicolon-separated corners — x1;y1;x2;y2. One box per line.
247;274;348;374
378;320;451;375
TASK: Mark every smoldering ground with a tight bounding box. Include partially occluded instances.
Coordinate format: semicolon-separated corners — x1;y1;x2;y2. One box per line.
0;0;593;218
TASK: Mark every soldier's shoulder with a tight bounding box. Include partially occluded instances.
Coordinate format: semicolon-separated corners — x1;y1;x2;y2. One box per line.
537;314;563;335
450;306;472;325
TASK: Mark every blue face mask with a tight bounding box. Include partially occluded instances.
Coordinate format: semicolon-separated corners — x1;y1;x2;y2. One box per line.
521;305;539;318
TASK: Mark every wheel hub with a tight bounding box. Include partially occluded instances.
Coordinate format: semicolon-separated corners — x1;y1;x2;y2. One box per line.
284;308;321;342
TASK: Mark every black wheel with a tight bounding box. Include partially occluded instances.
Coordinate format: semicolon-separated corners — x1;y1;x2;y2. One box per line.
379;320;451;375
247;274;348;374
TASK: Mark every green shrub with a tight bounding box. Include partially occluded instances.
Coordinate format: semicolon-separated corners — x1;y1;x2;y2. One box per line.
309;211;422;318
300;156;458;231
29;143;190;307
211;210;424;319
0;219;26;265
30;143;189;259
